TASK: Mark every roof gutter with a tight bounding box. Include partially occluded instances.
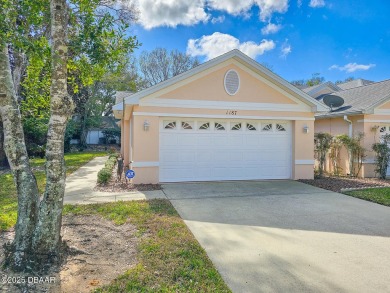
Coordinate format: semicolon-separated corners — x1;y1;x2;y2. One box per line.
344;115;353;137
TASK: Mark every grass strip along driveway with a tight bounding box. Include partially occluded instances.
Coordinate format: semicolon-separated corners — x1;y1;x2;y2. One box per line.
65;200;230;292
343;187;390;206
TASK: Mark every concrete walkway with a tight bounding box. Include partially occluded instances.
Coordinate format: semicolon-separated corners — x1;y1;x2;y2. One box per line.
64;156;166;204
164;181;390;293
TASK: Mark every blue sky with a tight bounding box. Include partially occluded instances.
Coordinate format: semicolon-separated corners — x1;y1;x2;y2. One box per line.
129;0;390;83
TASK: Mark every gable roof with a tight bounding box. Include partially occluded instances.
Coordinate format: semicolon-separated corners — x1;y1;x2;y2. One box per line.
113;49;327;113
336;79;374;90
316;79;390;118
302;82;341;97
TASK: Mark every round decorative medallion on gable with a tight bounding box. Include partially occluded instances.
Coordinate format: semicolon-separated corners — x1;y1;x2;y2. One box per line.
224;69;240;95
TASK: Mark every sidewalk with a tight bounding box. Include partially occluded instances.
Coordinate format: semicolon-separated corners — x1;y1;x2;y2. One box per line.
64;156;166;204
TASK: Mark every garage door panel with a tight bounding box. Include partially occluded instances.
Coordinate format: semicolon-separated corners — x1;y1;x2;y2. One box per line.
211;135;230;146
160;119;291;182
178;151;195;163
160;134;178;147
177;134;198;146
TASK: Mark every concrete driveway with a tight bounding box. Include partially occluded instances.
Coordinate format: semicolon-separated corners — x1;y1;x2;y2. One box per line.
163;180;390;293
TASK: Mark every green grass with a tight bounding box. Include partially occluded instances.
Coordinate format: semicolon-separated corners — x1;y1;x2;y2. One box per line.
343;187;390;206
0;151;107;231
64;200;231;293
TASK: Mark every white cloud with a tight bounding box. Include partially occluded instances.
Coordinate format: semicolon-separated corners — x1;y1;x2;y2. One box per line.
280;39;291;58
211;15;226;24
187;32;275;60
207;0;253;15
136;0;209;29
297;0;302;8
329;63;376;73
309;0;325;8
261;23;282;35
135;0;290;29
255;0;289;21
208;0;288;21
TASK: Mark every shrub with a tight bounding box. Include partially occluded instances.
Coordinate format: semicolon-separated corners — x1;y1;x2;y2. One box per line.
23;117;48;157
97;154;119;185
372;133;390;179
329;135;343;176
103;128;121;144
97;168;112;185
339;133;366;177
314;133;333;177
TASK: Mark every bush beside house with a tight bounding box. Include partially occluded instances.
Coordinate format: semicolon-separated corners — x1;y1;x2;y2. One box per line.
97;153;119;185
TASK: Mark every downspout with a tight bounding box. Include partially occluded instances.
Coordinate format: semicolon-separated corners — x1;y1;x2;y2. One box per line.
344;115;352;137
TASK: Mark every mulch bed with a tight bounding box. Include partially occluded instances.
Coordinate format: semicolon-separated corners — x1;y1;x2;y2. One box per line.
94;163;162;193
298;177;390;192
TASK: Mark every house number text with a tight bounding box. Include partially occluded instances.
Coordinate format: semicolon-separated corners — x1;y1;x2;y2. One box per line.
226;110;237;115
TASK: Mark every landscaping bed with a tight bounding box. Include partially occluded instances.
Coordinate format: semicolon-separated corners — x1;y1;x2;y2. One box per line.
94;158;162;192
298;177;390;193
299;177;390;206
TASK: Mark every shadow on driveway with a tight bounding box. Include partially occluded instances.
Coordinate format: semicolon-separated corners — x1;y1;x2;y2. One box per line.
163;180;390;293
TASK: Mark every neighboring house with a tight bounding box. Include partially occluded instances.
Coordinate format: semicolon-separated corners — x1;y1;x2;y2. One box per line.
311;79;390;177
86;116;120;145
113;49;327;184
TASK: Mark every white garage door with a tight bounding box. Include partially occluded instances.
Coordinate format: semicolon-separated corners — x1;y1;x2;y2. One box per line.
159;119;292;182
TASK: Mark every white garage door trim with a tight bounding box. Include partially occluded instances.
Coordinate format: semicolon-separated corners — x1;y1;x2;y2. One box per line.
159;118;292;182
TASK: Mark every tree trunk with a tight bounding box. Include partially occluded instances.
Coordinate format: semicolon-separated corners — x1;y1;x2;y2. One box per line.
0;121;9;168
0;42;40;270
12;50;27;102
31;0;73;264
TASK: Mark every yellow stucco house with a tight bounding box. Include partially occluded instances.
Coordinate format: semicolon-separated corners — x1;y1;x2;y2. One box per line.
113;49;329;183
307;79;390;177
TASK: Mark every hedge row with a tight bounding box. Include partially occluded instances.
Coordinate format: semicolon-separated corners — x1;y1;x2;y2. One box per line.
97;153;120;185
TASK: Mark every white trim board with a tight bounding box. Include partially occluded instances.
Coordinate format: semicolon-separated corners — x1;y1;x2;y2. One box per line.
359;119;390;123
133;112;315;121
140;98;311;112
373;109;390;115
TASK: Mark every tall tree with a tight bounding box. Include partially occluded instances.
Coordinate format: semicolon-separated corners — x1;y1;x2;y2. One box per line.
1;0;138;271
139;48;199;88
31;0;73;260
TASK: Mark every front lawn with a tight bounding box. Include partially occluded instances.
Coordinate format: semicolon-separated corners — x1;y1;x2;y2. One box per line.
64;200;231;292
343;187;390;206
0;153;231;292
0;151;107;231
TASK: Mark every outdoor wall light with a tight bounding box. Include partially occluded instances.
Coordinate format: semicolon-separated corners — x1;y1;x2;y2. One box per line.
303;126;309;133
143;120;150;131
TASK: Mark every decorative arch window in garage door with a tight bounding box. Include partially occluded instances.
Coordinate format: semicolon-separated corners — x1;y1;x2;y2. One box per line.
181;121;193;130
163;121;176;129
159;119;292;182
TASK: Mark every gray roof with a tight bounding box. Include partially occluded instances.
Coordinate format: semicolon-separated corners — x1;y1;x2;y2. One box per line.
316;79;390;117
115;91;133;105
302;82;341;100
302;83;325;93
336;79;374;90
